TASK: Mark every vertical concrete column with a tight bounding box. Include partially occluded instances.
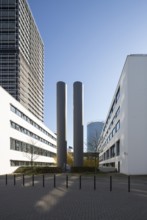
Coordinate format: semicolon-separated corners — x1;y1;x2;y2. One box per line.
73;81;84;167
57;81;67;168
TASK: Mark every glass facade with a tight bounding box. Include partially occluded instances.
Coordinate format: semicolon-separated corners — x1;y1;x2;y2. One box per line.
0;0;44;121
0;0;19;100
10;121;56;148
10;160;51;167
10;104;56;141
10;138;56;158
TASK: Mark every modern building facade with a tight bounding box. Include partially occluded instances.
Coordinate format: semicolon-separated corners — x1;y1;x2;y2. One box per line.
98;55;147;175
87;121;104;152
0;0;44;121
0;86;57;175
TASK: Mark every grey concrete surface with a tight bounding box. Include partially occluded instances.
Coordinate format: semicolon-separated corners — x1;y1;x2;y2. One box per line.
73;81;84;167
57;81;67;168
0;174;147;220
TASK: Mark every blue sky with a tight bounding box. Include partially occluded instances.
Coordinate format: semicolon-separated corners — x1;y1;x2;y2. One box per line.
28;0;147;147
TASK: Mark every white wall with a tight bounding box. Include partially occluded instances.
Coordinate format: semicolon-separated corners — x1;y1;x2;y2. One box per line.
0;86;57;175
127;56;147;174
99;55;147;175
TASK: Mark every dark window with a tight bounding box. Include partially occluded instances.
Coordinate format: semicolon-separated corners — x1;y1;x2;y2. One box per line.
110;145;115;158
106;150;109;159
116;140;120;156
116;87;120;103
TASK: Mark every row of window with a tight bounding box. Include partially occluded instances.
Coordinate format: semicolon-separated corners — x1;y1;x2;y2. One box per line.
100;140;120;162
10;121;56;148
0;69;18;72
103;120;120;147
0;54;18;59
10;160;52;167
10;104;56;141
0;0;16;5
102;106;120;145
103;87;120;133
0;21;16;26
0;10;16;16
10;138;56;158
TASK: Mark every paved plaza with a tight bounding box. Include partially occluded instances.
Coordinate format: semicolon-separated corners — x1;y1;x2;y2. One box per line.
0;174;147;220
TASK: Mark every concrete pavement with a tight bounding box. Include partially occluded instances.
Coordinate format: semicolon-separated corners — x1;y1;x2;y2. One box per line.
0;174;147;220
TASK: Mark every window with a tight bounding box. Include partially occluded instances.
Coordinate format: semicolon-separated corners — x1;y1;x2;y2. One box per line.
116;121;120;132
116;140;120;156
15;140;20;150
109;132;112;140
9;0;16;5
112;128;115;137
104;153;106;160
10;105;15;113
110;145;115;158
22;143;26;152
116;87;120;103
112;100;116;113
10;160;51;167
106;150;109;159
10;138;15;149
10;104;56;142
11;122;15;128
10;138;53;158
116;107;120;117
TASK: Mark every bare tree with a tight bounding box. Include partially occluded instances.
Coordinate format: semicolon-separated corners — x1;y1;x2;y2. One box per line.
87;130;100;152
86;130;100;173
23;140;41;166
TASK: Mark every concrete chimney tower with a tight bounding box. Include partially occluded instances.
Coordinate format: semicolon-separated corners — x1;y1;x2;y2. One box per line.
57;81;67;168
73;81;84;167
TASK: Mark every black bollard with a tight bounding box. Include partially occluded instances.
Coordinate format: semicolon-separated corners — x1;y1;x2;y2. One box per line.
94;175;96;190
43;174;45;187
128;176;130;192
32;174;34;187
54;174;56;188
79;175;81;189
66;175;68;188
110;176;112;192
6;174;7;185
14;174;16;186
23;174;25;186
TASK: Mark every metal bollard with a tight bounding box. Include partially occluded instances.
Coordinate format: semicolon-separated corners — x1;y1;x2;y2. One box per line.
6;174;7;185
94;175;96;190
66;175;68;188
32;174;34;186
79;175;81;189
14;174;16;186
54;174;56;188
128;176;130;192
110;176;112;192
43;174;45;187
23;174;25;186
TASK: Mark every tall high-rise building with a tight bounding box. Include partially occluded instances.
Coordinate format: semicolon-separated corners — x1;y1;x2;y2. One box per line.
0;0;44;121
87;121;104;152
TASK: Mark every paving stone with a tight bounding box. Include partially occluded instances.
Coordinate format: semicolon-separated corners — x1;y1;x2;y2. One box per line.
0;174;147;220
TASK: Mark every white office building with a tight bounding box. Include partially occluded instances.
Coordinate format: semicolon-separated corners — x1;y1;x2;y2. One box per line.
99;54;147;175
0;86;57;175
